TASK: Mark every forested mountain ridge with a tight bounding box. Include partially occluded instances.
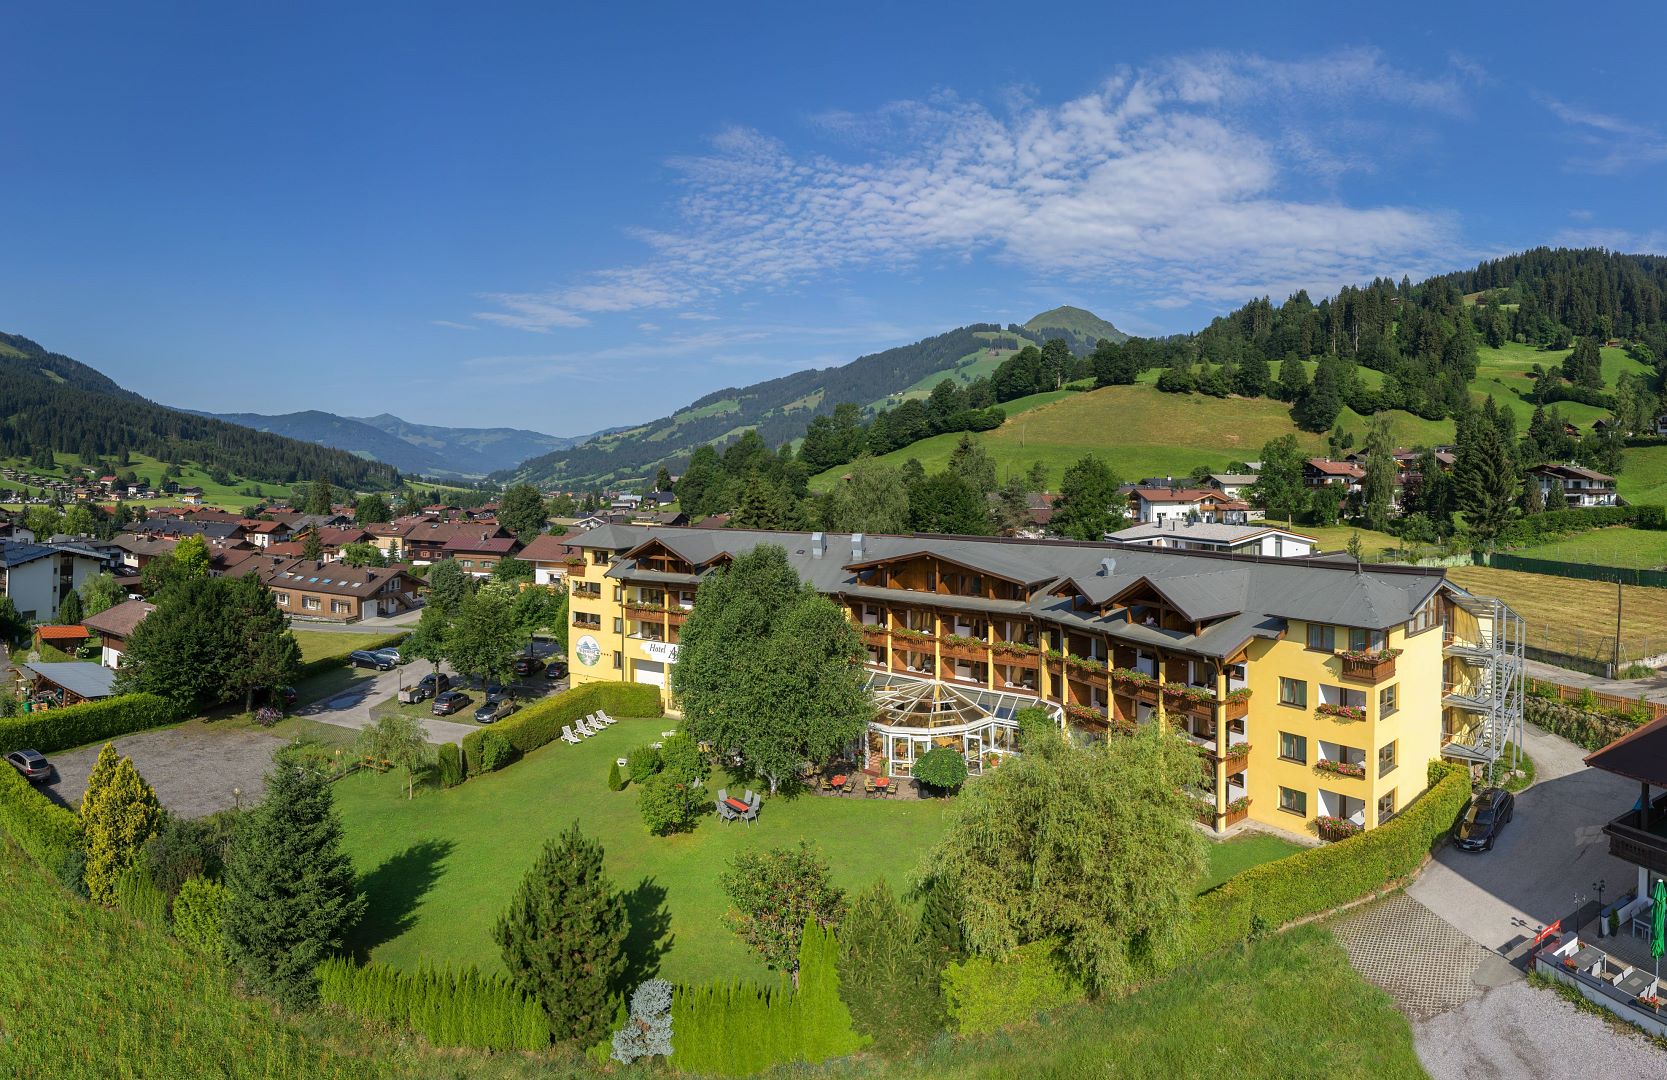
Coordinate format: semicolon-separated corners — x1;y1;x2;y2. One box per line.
501;309;1126;488
197;409;589;478
0;332;401;490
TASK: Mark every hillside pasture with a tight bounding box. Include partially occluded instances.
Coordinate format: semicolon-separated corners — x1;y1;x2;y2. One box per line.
0;450;294;511
1446;564;1667;662
1510;527;1667;570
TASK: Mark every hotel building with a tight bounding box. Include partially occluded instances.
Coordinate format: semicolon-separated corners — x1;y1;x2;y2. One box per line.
564;525;1522;839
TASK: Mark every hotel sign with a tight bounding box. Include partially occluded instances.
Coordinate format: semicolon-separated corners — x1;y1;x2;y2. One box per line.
576;634;602;667
642;640;680;664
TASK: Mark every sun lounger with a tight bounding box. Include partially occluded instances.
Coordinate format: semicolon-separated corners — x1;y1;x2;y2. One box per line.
575;718;596;736
560;726;581;745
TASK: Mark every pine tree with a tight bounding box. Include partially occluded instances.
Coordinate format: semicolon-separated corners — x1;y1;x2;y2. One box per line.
494;822;628;1044
81;746;164;905
836;880;946;1052
55;588;82;626
1454;400;1522;549
301;529;325;562
222;763;366;1007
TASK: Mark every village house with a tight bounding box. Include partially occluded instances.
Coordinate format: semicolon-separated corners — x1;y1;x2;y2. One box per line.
517;532;583;587
1529;463;1621;508
1105;520;1319;557
81;598;155;669
262;558;422;622
1304;458;1366;493
443;533;519;577
1126;486;1253;526
0;539;108;622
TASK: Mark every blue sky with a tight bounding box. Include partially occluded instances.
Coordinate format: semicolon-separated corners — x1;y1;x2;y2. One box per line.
4;3;1665;436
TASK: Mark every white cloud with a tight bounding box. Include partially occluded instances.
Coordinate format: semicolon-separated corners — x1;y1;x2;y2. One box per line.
476;48;1472;330
1544;98;1667;173
1553;226;1667;253
431;319;477;330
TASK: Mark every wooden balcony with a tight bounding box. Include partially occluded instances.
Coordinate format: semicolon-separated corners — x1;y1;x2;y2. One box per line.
940;639;989;663
1604;798;1667;876
858;626;889;648
991;645;1040;670
564;561;587;579
1339;651;1397;684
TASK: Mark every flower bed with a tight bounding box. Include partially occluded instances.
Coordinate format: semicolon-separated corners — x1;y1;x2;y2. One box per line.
1065;703;1108;724
1314;815;1362;842
1315;703;1366;721
1313;759;1366;779
992;639;1037;656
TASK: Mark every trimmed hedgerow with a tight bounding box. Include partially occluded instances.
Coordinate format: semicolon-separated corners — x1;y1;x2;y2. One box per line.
460;682;663;776
1187;761;1470;958
436;743;464;788
317;956;549;1051
0;693;183;755
0;763;83;889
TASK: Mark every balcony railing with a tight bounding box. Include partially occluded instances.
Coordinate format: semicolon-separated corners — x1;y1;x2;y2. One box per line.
1604;798;1667;876
1313;758;1367;780
1338;649;1399;683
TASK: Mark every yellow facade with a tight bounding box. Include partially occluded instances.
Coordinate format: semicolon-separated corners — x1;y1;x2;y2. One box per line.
565;532;1479;841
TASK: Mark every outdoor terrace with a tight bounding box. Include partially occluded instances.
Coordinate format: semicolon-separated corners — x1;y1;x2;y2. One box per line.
1603;794;1667;877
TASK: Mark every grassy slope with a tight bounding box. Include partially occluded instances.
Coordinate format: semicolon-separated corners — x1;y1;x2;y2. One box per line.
1447;564;1667;652
1510;527;1667;569
334;721;955;986
0;449;295;511
292;629;402;664
811;344;1665;502
784;925;1425;1080
1198;833;1305;894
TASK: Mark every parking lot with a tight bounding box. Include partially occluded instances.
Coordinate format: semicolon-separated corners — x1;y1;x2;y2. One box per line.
42;725;285;819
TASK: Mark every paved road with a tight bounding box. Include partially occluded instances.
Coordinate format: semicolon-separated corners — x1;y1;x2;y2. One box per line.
294;663;478;745
287;608;423;634
1407;723;1637;955
43;726;284;818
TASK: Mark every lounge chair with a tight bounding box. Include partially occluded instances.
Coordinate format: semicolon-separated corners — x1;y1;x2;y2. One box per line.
575;718;596;737
592;712;614;727
597;710;616;725
560;726;581;745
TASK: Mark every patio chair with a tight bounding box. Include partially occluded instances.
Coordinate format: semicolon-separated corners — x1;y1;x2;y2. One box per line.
841;775;856;795
863;775;877;797
716;788;738;823
742;791;761;824
560;726;581;745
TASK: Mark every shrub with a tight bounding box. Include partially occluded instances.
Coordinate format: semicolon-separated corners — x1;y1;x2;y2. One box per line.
171;876;228;957
913;747;969;793
478;731;513;772
607;759;625;791
318;956;549;1051
837;880;946;1052
721;842;844;973
82;747;164;905
0;693;182;755
114;862;168;925
143;813;235;901
627;745;663;783
611;978;674;1064
941;940;1083;1035
1186;761;1470;959
636;771;699;835
0;761;83;888
459;682;663;775
436;743;464;788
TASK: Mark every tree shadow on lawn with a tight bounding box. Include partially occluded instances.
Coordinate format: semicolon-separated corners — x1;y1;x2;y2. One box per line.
620;876;674;989
350;837;454;957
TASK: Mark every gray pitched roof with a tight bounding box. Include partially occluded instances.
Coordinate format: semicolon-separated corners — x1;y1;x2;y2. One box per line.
570;525;1448;659
21;661;117;700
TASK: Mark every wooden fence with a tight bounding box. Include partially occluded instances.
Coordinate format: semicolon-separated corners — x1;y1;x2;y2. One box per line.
1531;680;1667;725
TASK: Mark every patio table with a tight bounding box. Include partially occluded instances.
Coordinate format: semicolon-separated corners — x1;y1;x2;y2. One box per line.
831;774;848;787
724;797;750;814
875;776;891;789
1617;970;1655;998
1569;945;1605;973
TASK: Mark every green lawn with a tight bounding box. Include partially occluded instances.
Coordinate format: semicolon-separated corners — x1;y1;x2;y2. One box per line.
334;724;956;986
0;450;295;511
1620;446;1667;506
292;629;397;664
783;925;1425;1080
1511;527;1667;569
1198;833;1306;894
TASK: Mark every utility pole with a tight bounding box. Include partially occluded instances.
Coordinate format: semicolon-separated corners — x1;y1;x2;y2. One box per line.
1614;578;1623;678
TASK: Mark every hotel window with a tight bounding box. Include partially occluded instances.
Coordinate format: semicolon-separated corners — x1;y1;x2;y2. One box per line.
1379;683;1398;717
1378;741;1398;777
1378;789;1397;821
613;586;624;602
1279;677;1307;708
613;618;623;634
1405;599;1439;636
303;596;321;610
1348;628;1384;652
275;593;288;606
1279;732;1307;764
612;650;622;670
1279;786;1307;817
1305;623;1335;651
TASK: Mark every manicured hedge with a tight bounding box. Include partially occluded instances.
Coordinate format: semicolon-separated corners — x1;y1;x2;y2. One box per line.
293;631;410;683
0;762;83;887
317;957;549;1051
1186;761;1470;959
0;693;183;755
460;682;663;776
1492;505;1660;549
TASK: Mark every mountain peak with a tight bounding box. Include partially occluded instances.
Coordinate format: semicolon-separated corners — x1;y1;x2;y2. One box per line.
1023;305;1126;343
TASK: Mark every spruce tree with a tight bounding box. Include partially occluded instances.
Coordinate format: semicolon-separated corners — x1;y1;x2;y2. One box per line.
494;822;628;1044
81;745;164;904
836;880;946;1052
222;763;366;1007
55;588;82;626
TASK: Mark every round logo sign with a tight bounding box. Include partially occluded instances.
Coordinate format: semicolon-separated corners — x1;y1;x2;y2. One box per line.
575;634;602;667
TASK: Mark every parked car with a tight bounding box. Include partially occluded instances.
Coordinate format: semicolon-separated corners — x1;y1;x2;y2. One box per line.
480;681;507;699
513;656;545;676
544;659;568;681
372;647;404;666
350;650;395;671
474;697;517;724
6;749;52;783
276;686;297;707
1453;787;1515;851
416;672;451;696
431;690;471;716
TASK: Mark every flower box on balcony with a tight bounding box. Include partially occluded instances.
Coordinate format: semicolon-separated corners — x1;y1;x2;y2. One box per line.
1339;648;1399;683
993;641;1040;667
891;628;936;646
1065;703;1108;724
1110;668;1157;692
1314;815;1362;842
1313;758;1366;779
1315;703;1367;722
1221;743;1251;765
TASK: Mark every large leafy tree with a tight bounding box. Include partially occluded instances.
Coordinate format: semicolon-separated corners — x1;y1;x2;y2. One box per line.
494;822;628;1044
907;470;991;536
1250;433;1306;524
222;573;301;713
222;763;365;1007
498;483;550;539
1048;455;1123;540
81;745;164;904
1358;413;1397;532
674;545;868;794
425;557;471;616
302;479;336;515
355;713;430;799
822;456;910;534
445;583;520;687
78;571;125;618
339;541;385;567
947;434;997;498
925;720;1206;993
720;841;844;977
404;602;450;690
118;575;298;711
353;494;391;525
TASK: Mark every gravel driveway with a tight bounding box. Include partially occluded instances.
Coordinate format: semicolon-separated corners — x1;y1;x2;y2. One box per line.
43;726;284;818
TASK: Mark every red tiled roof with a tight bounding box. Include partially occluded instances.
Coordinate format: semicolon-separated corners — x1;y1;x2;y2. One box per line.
1306;458;1365;477
517;533;579;563
36;625;92;641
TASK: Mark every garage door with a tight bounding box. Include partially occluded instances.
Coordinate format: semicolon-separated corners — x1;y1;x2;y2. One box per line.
634;660;665;687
